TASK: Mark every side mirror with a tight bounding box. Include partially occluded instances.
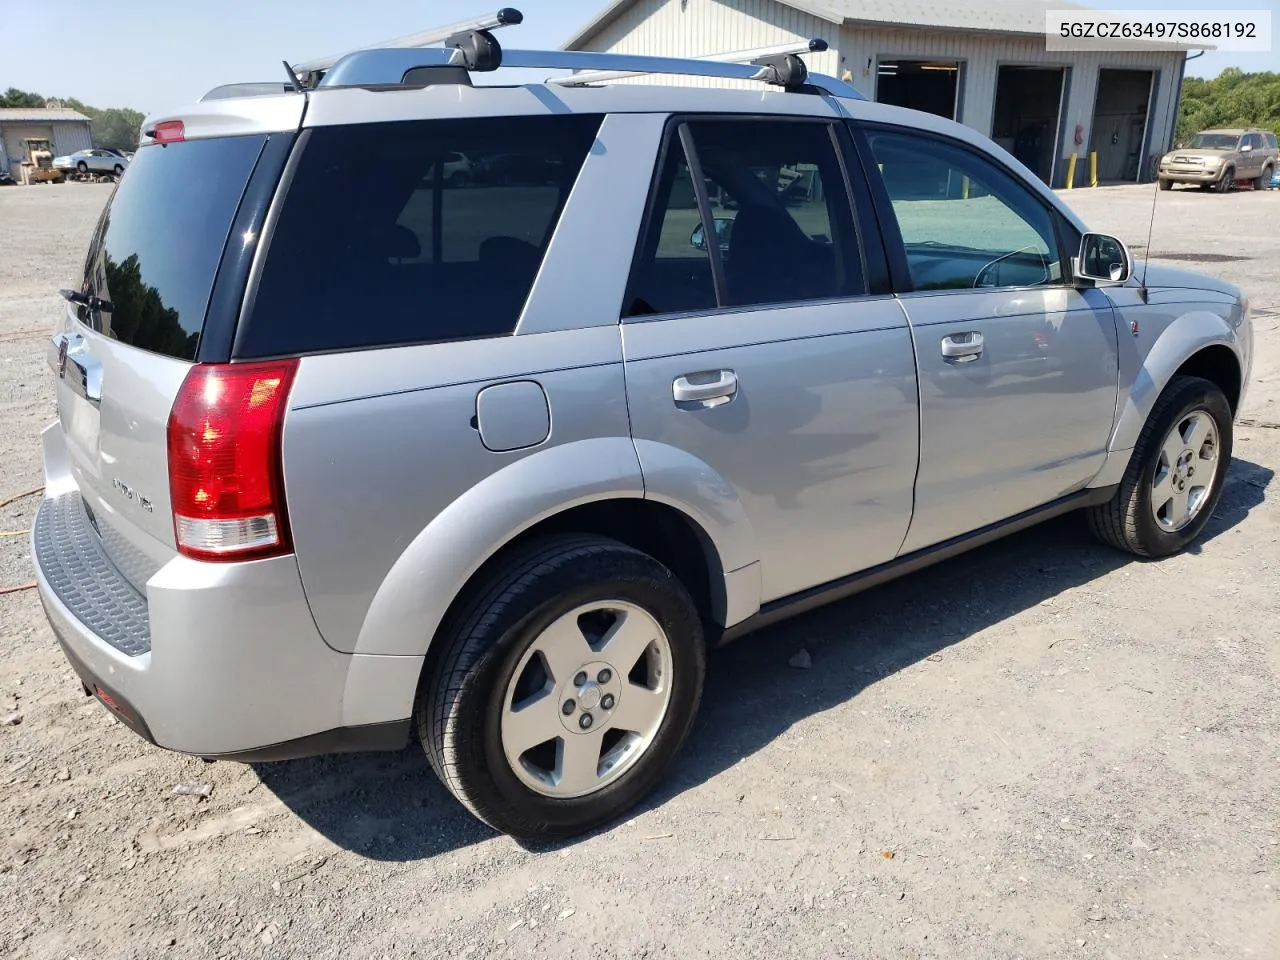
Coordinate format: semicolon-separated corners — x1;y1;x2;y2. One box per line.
1075;233;1132;285
691;217;733;253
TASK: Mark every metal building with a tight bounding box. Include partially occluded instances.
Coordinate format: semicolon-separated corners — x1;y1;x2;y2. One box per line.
564;0;1193;187
0;106;94;183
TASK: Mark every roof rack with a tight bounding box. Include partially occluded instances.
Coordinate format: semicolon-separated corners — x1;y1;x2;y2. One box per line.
285;7;862;99
547;39;831;90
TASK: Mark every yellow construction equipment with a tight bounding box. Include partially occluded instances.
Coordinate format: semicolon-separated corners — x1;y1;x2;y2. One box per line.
23;139;65;184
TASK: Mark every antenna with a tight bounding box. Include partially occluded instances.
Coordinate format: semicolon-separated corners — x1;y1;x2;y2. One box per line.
1139;62;1183;300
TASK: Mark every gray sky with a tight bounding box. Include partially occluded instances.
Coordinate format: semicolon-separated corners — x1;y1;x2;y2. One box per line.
0;0;1275;117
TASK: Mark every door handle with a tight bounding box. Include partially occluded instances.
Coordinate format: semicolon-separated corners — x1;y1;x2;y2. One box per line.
52;333;103;406
941;332;984;363
673;370;738;406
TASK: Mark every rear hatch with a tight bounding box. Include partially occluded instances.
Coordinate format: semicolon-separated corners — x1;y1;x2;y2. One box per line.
50;124;295;589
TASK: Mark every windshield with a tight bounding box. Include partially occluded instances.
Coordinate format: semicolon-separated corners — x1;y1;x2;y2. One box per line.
1189;134;1241;150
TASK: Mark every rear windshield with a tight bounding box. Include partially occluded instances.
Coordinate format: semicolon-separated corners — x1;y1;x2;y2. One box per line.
79;135;265;361
235;114;603;359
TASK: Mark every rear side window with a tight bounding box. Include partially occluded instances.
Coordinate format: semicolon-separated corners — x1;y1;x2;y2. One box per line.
237;114;603;358
80;135;266;361
1267;133;1278;149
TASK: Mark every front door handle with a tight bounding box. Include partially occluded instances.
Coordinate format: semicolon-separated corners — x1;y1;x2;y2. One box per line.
673;370;738;407
941;332;984;363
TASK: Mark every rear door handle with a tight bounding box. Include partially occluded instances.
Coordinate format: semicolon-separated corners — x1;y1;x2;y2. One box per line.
673;370;738;407
941;332;984;363
52;333;103;406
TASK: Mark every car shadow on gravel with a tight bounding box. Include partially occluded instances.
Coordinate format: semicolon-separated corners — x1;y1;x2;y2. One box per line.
251;457;1271;861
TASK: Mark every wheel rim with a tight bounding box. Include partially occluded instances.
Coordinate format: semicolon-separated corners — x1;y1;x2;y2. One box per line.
1150;409;1221;533
500;600;674;799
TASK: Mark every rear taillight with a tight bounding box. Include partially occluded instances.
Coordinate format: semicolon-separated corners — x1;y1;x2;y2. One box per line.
166;360;298;562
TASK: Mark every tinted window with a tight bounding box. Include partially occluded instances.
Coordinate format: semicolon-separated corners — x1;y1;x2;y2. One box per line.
80;135;265;361
866;129;1064;291
1266;133;1278;149
238;115;602;358
627;119;863;317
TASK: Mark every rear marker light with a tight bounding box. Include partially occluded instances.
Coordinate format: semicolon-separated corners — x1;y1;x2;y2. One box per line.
167;360;298;562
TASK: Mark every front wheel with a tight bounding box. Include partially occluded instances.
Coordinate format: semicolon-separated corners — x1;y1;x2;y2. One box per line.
1086;375;1232;558
1214;168;1235;193
417;534;706;840
1158;178;1173;191
76;161;88;174
113;164;124;176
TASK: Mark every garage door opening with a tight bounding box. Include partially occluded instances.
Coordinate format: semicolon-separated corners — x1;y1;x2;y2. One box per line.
876;60;961;121
992;66;1067;185
1090;68;1155;183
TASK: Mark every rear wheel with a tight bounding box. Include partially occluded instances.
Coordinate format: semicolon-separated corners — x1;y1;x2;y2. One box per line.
113;164;124;176
417;534;706;840
1255;165;1273;190
1086;375;1232;558
1214;168;1234;193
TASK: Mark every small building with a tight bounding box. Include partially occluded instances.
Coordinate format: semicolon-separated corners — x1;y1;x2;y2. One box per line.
565;0;1194;186
1;106;94;182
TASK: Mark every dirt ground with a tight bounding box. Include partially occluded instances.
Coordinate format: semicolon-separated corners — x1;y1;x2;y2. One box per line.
0;180;1277;960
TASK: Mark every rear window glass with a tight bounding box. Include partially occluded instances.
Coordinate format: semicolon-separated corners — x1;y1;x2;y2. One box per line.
80;135;265;361
237;114;604;358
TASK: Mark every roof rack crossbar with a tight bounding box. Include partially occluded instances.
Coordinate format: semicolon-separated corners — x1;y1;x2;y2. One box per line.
293;8;523;83
548;39;827;89
314;46;864;98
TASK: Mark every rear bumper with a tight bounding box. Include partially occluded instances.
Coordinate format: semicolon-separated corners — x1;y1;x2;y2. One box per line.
32;421;418;761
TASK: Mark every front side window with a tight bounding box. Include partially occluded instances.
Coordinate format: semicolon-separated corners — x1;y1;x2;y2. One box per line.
866;129;1065;291
627;119;864;317
238;114;602;358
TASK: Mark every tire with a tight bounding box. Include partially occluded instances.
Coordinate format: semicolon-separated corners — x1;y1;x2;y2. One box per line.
1255;165;1273;190
113;164;123;176
1214;168;1234;193
417;534;706;841
1086;375;1233;558
76;161;88;174
447;171;468;188
1158;178;1173;191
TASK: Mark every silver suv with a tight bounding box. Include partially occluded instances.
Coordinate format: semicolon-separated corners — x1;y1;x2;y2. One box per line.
32;14;1254;840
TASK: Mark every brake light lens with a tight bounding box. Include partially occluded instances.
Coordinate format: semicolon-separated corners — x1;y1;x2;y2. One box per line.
149;120;185;144
166;360;298;562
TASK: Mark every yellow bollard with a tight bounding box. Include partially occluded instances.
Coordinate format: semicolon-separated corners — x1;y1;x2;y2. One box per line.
1066;152;1078;189
1089;151;1098;188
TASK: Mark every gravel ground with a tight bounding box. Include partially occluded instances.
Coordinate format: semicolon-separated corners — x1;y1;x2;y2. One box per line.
0;180;1277;960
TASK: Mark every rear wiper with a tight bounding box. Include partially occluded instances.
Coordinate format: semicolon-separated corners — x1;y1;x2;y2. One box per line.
59;288;113;312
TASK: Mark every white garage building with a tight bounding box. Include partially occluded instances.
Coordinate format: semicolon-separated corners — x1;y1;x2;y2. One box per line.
564;0;1194;187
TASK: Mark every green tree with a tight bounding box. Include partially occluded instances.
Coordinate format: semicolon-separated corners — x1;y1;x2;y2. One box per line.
1176;69;1280;144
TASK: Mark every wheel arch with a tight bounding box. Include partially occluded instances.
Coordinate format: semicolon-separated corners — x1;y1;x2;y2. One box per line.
349;438;759;662
1108;310;1244;456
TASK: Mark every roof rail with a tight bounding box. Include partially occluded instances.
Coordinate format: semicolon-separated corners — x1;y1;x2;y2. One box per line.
317;48;862;98
293;8;523;86
286;6;862;98
200;82;296;102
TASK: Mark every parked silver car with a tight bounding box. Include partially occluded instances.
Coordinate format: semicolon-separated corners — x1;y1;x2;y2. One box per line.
52;148;129;177
31;23;1253;840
